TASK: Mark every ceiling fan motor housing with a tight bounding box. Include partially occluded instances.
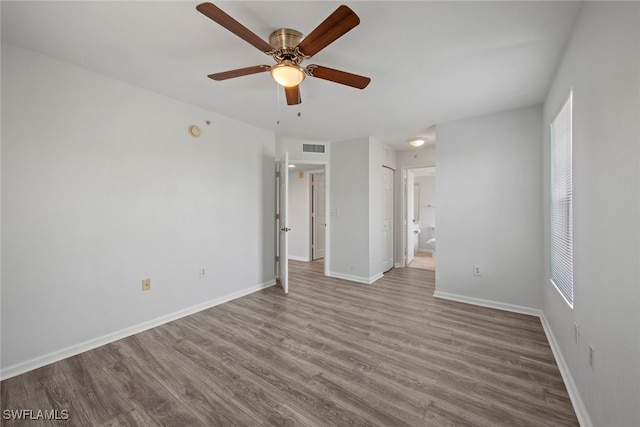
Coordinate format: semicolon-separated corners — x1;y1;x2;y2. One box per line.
269;28;307;65
269;28;304;50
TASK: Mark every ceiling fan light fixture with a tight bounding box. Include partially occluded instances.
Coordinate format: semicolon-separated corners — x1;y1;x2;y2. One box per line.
270;62;305;87
409;139;425;147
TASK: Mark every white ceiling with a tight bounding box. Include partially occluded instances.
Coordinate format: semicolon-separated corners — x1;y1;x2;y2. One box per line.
1;1;583;150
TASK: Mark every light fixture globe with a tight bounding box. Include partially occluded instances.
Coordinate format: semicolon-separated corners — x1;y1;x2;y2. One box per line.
409;139;425;147
270;61;305;87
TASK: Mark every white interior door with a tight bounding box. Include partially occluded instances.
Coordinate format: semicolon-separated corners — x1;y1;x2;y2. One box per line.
381;166;394;272
312;172;326;260
277;152;290;293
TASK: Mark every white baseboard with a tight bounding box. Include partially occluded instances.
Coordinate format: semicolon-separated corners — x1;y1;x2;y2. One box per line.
0;280;276;380
368;272;384;284
433;290;542;317
328;271;383;285
288;255;310;262
539;314;592;427
433;289;591;427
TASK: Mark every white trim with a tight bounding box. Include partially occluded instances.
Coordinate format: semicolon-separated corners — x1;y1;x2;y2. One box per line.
288;255;310;262
433;290;542;317
0;280;276;380
433;290;591;427
550;278;574;309
368;272;384;284
328;271;384;285
539;314;592;427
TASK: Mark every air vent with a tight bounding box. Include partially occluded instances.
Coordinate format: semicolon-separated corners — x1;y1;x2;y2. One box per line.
302;144;325;153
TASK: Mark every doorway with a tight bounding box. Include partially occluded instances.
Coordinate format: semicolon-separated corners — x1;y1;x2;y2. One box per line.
311;172;326;261
284;161;329;278
404;166;436;270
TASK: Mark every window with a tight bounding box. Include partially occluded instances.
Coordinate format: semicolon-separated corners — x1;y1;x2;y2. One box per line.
550;91;573;307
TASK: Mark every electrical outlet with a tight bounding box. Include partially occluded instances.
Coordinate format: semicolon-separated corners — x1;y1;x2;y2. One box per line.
588;345;595;369
199;267;207;278
142;278;151;292
473;265;482;276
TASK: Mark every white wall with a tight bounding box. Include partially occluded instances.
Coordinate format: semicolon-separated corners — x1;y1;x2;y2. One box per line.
329;137;371;282
287;169;310;261
542;3;640;426
397;145;436;168
329;138;398;283
1;44;276;377
435;106;543;311
276;137;330;163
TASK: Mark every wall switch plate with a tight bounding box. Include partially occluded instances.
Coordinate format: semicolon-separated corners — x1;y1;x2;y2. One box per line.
573;322;580;343
588;345;595;369
142;278;151;292
473;265;482;276
199;267;207;278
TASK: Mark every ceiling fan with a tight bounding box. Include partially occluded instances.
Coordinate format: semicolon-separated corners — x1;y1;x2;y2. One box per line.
196;2;371;105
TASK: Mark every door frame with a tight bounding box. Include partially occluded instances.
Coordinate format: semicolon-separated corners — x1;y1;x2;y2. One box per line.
287;160;330;277
381;165;395;273
276;153;290;293
405;169;415;266
310;170;326;261
401;165;436;268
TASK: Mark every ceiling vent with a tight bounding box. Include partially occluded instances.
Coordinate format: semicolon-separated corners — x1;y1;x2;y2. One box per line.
302;143;326;153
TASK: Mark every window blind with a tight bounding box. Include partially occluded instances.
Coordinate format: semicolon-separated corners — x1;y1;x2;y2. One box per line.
550;92;573;307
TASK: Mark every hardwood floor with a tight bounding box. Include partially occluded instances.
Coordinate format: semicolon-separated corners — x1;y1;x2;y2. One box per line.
408;252;436;270
1;261;578;426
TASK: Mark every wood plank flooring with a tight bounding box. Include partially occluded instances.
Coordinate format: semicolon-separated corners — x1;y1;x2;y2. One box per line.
1;261;578;426
408;252;436;270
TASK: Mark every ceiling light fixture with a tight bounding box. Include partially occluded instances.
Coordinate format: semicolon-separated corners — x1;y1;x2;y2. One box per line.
409;139;425;147
270;61;306;88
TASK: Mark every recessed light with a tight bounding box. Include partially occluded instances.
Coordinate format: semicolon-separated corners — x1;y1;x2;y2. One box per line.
288;164;296;168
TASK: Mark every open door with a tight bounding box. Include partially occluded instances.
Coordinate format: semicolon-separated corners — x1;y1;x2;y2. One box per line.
276;152;290;293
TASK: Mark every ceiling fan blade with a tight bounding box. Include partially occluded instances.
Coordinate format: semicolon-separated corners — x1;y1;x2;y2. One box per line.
306;65;371;89
208;65;271;81
284;85;301;105
196;3;273;53
296;5;360;58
